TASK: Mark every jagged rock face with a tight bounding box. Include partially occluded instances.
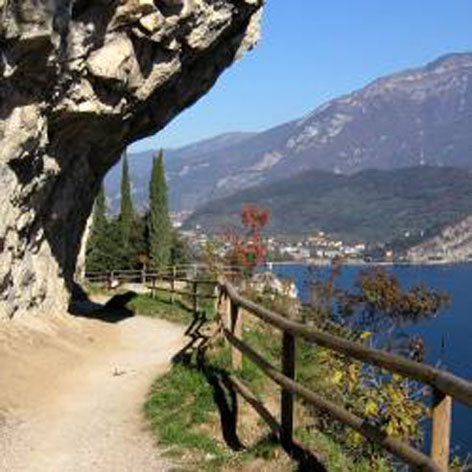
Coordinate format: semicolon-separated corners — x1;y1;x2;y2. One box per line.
0;0;263;318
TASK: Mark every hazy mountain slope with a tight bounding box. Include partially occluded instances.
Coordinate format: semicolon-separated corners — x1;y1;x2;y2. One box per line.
105;132;256;212
197;52;472;204
184;167;472;245
107;52;472;212
407;214;472;262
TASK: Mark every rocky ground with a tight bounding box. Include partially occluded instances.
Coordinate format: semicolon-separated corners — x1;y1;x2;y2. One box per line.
0;304;186;472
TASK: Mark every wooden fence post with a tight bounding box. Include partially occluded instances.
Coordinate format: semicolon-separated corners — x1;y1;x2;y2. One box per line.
223;293;231;346
230;299;242;370
281;332;296;447
170;266;176;304
192;280;198;314
151;276;156;299
431;389;452;470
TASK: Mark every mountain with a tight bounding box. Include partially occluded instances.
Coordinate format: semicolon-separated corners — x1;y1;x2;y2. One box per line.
105;132;256;212
407;214;472;263
105;52;472;212
183;166;472;245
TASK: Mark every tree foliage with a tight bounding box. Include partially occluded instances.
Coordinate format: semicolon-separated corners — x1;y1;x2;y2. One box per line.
298;265;451;465
170;230;190;266
339;267;450;331
86;186;128;271
86;184;108;271
85;152;189;273
186;166;472;247
225;204;270;274
149;151;172;269
120;152;134;248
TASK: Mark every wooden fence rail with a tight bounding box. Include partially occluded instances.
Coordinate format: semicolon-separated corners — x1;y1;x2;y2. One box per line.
147;270;223;316
84;264;248;284
84;266;245;292
85;265;224;315
84;266;472;470
218;279;472;472
222;281;472;408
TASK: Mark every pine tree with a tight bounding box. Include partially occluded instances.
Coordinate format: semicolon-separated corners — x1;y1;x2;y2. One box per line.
148;151;171;269
120;152;134;249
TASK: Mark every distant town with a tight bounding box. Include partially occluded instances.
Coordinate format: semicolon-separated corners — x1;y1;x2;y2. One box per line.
172;210;396;264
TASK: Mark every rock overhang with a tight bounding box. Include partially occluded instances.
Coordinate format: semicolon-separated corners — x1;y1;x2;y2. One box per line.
0;0;264;318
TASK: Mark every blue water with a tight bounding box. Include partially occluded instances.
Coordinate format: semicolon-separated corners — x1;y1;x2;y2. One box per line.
270;263;472;457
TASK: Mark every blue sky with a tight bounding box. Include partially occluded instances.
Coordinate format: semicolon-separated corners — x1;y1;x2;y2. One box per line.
130;0;472;152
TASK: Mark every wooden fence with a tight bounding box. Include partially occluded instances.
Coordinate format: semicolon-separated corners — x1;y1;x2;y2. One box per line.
85;264;207;284
84;264;243;285
217;280;472;472
85;267;472;470
84;264;233;313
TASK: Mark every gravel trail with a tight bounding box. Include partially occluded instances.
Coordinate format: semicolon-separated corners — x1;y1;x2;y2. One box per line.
0;313;186;472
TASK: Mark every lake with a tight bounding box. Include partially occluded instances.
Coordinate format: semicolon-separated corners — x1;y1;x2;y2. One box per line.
270;263;472;459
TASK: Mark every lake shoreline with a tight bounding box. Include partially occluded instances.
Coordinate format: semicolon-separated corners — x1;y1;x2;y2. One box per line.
270;263;472;457
270;259;472;268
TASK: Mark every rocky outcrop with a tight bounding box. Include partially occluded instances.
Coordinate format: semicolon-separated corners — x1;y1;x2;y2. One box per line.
0;0;263;318
406;215;472;263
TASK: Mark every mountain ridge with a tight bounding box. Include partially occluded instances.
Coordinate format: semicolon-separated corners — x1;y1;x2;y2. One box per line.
183;166;472;247
106;51;472;213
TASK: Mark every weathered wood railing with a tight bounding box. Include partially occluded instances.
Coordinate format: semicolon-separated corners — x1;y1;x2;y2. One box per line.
84;265;232;313
85;264;206;284
84;264;243;285
84;267;472;469
148;273;218;314
217;279;472;472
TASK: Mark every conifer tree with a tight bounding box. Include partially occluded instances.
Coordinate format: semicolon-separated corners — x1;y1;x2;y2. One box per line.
86;184;112;271
120;152;134;248
148;151;171;269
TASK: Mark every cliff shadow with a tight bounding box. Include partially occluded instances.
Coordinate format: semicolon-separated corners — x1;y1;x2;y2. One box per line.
69;290;137;323
172;314;327;471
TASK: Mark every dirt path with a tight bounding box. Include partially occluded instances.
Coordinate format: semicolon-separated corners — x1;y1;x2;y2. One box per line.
0;311;186;472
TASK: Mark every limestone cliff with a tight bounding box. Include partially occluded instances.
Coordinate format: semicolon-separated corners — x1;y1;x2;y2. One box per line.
0;0;263;318
406;215;472;264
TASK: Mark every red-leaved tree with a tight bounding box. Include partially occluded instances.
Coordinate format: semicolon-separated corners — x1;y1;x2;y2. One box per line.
227;205;270;274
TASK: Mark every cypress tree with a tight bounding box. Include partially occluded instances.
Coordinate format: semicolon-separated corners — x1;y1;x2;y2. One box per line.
149;151;171;269
120;152;134;249
86;184;110;271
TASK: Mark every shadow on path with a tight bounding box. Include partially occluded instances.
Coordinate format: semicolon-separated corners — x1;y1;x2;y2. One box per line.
172;310;327;471
69;291;137;323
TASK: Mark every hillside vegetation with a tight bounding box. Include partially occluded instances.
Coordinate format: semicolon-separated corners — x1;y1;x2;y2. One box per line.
139;267;450;471
141;287;390;471
184;166;472;245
